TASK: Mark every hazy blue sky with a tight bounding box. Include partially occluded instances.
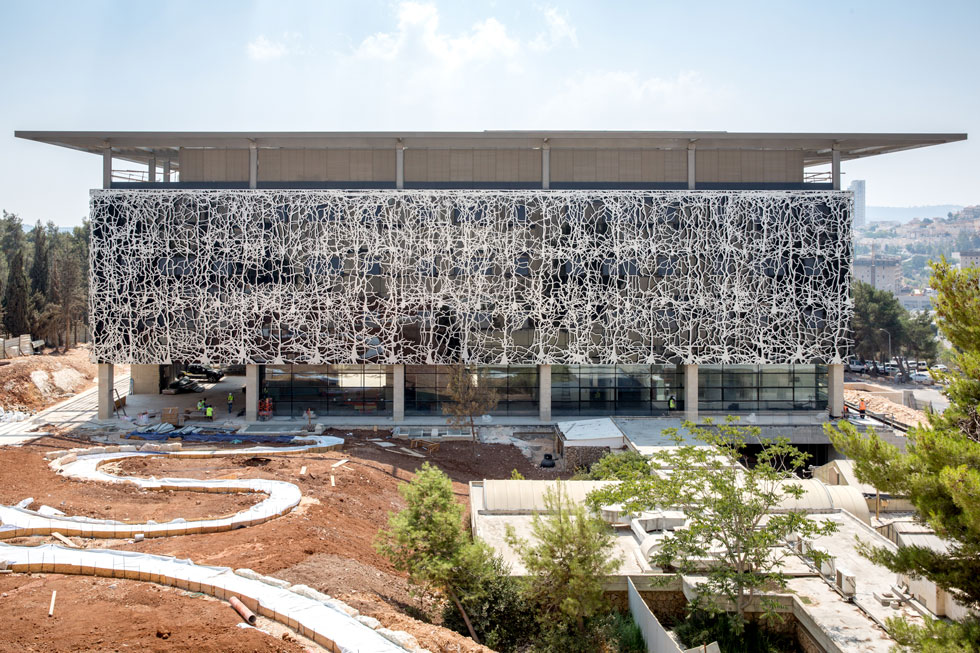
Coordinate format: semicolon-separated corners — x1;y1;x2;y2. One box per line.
1;0;977;226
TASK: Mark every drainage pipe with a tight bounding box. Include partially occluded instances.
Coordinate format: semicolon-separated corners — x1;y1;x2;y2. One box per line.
229;595;257;625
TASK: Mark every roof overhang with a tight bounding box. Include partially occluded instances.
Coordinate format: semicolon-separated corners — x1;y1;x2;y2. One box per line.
14;130;967;169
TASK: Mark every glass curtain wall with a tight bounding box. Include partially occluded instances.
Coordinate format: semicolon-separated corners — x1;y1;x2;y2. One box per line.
698;364;827;411
551;365;685;416
405;365;539;416
262;365;391;416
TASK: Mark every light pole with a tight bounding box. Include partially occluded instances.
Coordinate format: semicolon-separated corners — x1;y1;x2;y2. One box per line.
877;328;892;364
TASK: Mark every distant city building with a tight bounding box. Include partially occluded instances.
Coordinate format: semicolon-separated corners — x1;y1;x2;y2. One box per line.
960;250;980;269
849;179;866;228
854;254;902;293
897;293;933;312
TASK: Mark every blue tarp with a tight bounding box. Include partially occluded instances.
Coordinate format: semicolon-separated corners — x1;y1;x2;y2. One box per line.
125;431;295;444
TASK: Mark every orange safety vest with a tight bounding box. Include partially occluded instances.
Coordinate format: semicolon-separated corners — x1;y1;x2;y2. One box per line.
858;399;866;412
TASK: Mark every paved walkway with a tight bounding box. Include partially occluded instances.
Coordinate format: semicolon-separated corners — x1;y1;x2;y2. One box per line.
0;374;131;446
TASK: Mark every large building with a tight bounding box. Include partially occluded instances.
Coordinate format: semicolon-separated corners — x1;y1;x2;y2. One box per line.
853;252;902;293
17;131;965;423
848;179;866;228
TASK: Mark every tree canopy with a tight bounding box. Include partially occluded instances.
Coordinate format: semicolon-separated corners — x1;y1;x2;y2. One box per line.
588;419;836;630
828;258;980;647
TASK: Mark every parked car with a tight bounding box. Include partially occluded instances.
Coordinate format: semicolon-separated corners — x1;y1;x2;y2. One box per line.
181;363;224;382
931;364;948;372
909;372;934;385
847;360;867;373
168;377;205;393
916;361;929;371
884;364;899;375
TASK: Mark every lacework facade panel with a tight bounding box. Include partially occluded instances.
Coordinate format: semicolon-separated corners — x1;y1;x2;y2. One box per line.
89;189;851;365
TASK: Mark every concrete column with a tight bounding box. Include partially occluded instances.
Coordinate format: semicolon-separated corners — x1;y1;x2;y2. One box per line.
396;147;405;189
539;364;552;422
541;146;550;190
687;143;696;190
683;364;698;423
393;364;405;421
163;159;172;182
131;364;161;394
829;363;844;417
97;363;115;420
249;143;258;189
245;365;260;421
102;146;112;189
148;155;156;183
832;147;841;190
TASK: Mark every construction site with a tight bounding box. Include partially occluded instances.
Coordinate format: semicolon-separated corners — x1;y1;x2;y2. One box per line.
0;345;960;653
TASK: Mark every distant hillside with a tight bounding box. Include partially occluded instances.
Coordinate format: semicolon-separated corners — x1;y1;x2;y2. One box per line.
867;205;963;223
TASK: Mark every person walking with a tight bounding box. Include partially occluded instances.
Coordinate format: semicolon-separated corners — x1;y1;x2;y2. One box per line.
667;395;677;412
227;391;235;414
205;404;214;421
858;398;866;418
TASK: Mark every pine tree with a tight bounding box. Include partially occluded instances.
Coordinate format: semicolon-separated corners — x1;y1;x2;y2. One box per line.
2;249;30;336
375;462;481;642
827;258;980;648
28;221;48;297
506;482;621;651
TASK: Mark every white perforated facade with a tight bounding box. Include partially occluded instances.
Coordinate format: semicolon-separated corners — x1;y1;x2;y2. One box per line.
90;189;852;367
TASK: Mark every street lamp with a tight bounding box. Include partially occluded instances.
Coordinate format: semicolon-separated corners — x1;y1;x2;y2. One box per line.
877;328;892;364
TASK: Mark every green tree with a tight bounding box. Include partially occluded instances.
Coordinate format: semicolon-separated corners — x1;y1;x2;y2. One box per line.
827;258;980;648
577;449;651;481
47;237;86;351
506;482;621;651
28;221;48;298
443;364;499;442
375;462;481;642
852;280;907;361
589;419;837;632
2;249;30;336
901;310;938;363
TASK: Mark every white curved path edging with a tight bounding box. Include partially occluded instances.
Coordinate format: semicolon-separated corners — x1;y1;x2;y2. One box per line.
0;436;427;652
0;436;342;539
0;542;410;653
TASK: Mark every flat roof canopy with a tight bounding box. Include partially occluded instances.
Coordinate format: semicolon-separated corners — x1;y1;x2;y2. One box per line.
15;129;967;170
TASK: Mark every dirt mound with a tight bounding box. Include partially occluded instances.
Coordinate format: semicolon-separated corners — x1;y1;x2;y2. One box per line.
0;346;102;413
0;574;309;652
844;389;928;426
0;429;566;651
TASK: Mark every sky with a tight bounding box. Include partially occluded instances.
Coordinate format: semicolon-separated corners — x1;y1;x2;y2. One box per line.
0;0;977;227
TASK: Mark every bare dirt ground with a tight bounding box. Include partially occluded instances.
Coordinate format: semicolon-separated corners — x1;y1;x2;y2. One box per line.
0;436;263;522
0;574;309;653
0;429;567;652
0;346;110;413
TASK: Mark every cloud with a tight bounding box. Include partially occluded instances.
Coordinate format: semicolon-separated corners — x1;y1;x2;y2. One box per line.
529;7;577;51
247;33;302;61
533;70;728;128
354;2;521;70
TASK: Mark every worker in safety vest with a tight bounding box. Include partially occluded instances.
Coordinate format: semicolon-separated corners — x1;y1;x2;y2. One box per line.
206;404;214;420
858;398;866;417
227;392;235;414
197;399;205;412
668;395;677;411
842;404;850;419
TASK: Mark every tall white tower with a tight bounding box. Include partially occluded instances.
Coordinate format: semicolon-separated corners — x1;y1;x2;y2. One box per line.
849;179;866;228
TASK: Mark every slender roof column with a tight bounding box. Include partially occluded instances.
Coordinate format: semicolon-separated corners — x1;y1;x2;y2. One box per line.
832;146;841;190
248;142;257;189
396;145;405;189
687;142;696;190
102;145;111;189
542;142;550;190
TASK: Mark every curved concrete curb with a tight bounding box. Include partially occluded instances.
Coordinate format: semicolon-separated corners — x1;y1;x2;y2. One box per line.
0;542;419;652
0;436;342;540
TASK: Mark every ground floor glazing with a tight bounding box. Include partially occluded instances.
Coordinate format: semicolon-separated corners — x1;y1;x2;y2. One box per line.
254;363;828;417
